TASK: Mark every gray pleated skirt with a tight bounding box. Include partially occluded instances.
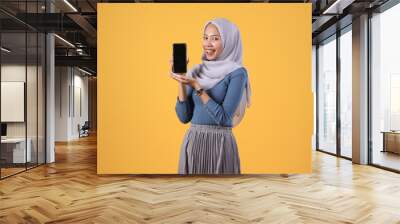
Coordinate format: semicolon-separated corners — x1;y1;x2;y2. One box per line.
178;124;241;175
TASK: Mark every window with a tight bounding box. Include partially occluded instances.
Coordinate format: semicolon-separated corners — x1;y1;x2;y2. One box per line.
371;2;400;171
339;28;352;158
317;36;337;154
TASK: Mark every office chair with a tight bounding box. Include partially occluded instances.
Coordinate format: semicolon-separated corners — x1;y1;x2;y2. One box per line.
79;121;90;138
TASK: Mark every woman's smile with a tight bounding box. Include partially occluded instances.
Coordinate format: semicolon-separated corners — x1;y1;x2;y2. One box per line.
203;23;223;61
205;49;216;56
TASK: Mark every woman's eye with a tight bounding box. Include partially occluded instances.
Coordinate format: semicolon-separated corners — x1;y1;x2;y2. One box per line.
203;36;220;41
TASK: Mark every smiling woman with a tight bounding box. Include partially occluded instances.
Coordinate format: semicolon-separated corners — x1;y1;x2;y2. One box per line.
168;18;251;175
98;4;313;174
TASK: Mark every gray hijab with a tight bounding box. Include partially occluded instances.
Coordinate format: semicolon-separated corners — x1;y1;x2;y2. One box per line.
187;18;251;126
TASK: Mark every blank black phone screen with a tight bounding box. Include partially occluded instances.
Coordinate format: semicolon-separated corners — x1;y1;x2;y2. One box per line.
173;43;187;73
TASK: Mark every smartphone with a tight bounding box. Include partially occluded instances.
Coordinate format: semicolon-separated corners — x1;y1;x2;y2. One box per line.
173;43;187;73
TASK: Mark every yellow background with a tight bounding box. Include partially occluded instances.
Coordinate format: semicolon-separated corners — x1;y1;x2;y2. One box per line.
98;3;312;174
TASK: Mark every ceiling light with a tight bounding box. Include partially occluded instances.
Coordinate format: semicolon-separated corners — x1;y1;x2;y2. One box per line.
76;48;85;55
78;67;93;76
322;0;355;15
54;34;75;48
1;47;11;53
63;0;78;12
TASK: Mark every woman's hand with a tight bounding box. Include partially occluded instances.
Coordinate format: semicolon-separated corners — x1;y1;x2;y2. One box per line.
169;59;201;90
171;74;201;89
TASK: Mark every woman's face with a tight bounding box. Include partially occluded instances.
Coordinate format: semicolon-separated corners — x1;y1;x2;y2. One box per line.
203;23;223;61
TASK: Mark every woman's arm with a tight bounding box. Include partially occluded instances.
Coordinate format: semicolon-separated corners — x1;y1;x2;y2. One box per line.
201;70;247;126
177;82;187;102
169;59;195;123
177;69;248;126
175;84;194;123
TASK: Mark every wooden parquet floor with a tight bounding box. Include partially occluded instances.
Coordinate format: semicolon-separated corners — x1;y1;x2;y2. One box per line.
1;134;400;224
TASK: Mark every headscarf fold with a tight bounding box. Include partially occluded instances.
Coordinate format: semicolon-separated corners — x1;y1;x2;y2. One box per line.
187;18;251;127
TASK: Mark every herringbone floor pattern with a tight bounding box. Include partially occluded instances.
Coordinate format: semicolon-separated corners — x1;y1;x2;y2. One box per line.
1;134;400;223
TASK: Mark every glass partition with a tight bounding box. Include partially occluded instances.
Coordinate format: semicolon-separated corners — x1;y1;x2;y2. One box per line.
1;31;28;177
0;1;46;179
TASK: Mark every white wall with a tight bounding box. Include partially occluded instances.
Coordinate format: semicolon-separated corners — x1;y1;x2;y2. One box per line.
1;65;26;137
72;73;89;138
55;67;70;141
55;67;89;141
1;65;39;137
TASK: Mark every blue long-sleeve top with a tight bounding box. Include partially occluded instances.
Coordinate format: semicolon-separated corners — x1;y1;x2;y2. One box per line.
175;67;248;127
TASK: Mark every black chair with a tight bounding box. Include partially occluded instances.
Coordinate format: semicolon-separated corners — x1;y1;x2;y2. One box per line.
79;121;90;138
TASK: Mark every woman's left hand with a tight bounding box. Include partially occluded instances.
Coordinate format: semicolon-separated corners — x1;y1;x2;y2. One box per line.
172;74;201;90
182;76;201;89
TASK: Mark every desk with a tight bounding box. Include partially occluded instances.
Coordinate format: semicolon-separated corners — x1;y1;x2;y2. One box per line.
381;131;400;154
1;138;31;163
